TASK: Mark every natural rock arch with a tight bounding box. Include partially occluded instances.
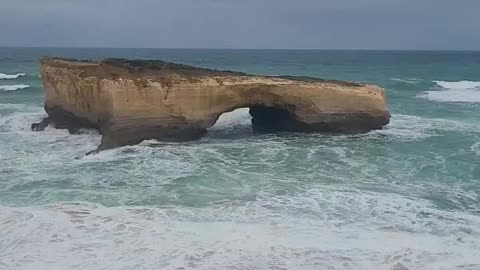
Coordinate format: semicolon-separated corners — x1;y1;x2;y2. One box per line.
208;104;297;133
33;58;390;152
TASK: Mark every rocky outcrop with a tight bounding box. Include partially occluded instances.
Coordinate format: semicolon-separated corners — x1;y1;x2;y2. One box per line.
34;57;390;151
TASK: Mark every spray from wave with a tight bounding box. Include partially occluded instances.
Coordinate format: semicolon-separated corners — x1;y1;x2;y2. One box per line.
0;72;26;79
0;84;30;91
419;80;480;103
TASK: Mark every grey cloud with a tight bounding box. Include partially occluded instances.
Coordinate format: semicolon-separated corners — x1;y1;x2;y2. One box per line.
0;0;479;49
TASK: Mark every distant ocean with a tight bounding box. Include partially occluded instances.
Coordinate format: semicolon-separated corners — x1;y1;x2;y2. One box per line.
1;47;479;270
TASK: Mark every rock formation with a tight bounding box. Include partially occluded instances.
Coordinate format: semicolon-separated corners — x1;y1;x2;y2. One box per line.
33;57;390;151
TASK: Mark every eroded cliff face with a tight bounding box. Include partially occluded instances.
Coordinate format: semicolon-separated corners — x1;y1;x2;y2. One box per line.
34;57;390;151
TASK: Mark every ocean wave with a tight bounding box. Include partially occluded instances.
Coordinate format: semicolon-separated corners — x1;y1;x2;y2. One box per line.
434;80;480;90
209;110;478;143
0;111;102;176
421;89;480;103
0;188;479;270
0;84;30;91
0;72;26;79
370;114;434;141
370;114;478;141
210;110;479;142
0;111;46;133
418;80;480;103
1;107;479;269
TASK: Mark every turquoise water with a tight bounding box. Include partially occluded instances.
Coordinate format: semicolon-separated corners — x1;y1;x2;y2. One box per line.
0;48;479;270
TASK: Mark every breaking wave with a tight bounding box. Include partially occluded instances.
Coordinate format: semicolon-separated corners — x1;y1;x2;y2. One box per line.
1;188;480;270
434;80;480;90
421;90;480;103
1;104;480;269
419;80;480;103
0;72;26;79
366;113;478;142
0;84;30;91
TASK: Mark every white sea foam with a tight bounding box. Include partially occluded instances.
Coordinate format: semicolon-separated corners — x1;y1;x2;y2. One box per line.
0;72;26;79
370;114;478;141
434;80;480;90
211;110;479;143
208;107;252;130
421;89;480;103
0;84;30;91
209;110;480;143
371;114;434;140
419;80;480;103
0;110;101;158
1;55;480;270
1;104;480;269
0;188;479;270
0;109;45;132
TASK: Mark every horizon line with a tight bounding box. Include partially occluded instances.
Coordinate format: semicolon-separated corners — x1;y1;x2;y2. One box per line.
1;45;479;52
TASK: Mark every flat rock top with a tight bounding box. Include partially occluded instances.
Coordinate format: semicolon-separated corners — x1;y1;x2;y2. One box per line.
41;57;364;87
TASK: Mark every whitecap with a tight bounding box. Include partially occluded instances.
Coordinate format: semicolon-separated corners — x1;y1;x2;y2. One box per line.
0;84;30;91
0;72;26;79
419;80;480;103
434;80;480;90
420;89;480;103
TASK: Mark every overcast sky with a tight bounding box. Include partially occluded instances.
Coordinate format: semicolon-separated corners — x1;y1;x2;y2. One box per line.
1;0;479;50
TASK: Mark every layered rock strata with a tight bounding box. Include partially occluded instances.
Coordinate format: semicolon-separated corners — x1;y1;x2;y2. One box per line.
33;57;390;151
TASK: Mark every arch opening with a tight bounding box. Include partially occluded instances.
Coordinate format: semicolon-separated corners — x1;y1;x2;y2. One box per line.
208;105;301;133
249;105;302;132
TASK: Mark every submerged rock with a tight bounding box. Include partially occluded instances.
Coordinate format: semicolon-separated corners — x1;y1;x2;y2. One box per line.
31;117;51;131
35;57;390;151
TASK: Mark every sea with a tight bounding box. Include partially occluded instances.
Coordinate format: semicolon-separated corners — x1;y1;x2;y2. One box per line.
0;48;479;270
